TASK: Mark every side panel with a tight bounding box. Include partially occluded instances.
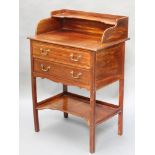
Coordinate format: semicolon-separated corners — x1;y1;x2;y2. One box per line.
96;43;124;89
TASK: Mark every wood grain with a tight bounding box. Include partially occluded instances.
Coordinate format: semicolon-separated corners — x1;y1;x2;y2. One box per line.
96;43;123;89
29;29;102;51
29;29;128;51
62;18;111;35
35;18;62;35
102;17;128;43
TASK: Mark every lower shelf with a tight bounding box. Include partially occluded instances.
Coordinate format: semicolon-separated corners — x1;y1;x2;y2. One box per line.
36;92;121;125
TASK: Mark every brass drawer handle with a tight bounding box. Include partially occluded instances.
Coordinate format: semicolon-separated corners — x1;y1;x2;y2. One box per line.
40;64;50;72
70;71;82;79
40;48;50;56
70;53;81;62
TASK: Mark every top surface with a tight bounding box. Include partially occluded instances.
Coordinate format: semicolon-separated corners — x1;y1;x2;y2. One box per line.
29;29;128;51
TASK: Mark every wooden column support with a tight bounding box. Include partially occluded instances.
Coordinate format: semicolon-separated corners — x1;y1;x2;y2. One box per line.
118;79;124;135
31;77;40;132
118;43;125;135
89;52;96;153
30;41;40;132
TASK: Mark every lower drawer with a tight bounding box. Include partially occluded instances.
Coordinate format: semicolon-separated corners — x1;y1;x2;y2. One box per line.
33;58;90;89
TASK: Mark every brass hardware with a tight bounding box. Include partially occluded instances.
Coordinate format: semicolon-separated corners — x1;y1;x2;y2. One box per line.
70;53;81;62
40;48;50;56
46;49;50;52
40;64;50;72
70;71;82;79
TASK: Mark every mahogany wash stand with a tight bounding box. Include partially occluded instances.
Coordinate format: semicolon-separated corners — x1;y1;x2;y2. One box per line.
28;9;129;153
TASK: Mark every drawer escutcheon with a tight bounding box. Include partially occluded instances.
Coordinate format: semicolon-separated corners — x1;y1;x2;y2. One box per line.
70;71;82;79
70;53;81;62
40;64;51;72
40;48;50;56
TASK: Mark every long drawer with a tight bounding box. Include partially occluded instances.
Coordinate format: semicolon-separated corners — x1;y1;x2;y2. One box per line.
32;41;91;69
33;58;91;89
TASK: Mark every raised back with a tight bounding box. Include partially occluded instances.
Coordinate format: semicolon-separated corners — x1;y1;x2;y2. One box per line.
51;9;128;43
32;9;128;48
62;18;112;35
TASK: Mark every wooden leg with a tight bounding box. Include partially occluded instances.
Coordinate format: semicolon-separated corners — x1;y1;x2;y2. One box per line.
90;124;95;153
63;84;68;118
90;90;96;153
64;112;68;118
31;77;40;132
118;79;124;135
118;112;123;135
33;109;39;132
89;52;96;153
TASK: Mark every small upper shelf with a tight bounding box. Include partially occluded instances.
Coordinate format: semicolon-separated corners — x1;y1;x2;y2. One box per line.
51;9;125;25
51;9;128;44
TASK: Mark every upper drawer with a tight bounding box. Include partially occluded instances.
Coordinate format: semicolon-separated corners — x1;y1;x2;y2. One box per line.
32;41;91;69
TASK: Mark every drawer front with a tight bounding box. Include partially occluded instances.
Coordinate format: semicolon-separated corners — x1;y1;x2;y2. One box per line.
32;41;91;69
33;58;90;88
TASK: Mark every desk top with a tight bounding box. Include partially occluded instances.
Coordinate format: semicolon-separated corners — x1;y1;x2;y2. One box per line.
29;29;128;51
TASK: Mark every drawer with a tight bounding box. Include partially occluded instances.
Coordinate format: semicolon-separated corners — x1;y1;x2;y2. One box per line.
33;58;90;88
32;41;91;69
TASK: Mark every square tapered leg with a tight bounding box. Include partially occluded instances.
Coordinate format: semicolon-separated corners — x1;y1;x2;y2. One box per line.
118;79;124;135
31;77;40;132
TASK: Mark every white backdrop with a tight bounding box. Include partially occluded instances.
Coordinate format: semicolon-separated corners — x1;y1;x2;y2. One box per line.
19;0;135;155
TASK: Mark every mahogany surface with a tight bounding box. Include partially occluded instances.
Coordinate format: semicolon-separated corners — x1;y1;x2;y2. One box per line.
29;29;128;51
30;29;102;51
28;9;128;153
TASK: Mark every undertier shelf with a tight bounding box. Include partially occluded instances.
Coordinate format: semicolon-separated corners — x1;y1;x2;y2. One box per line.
36;92;121;125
